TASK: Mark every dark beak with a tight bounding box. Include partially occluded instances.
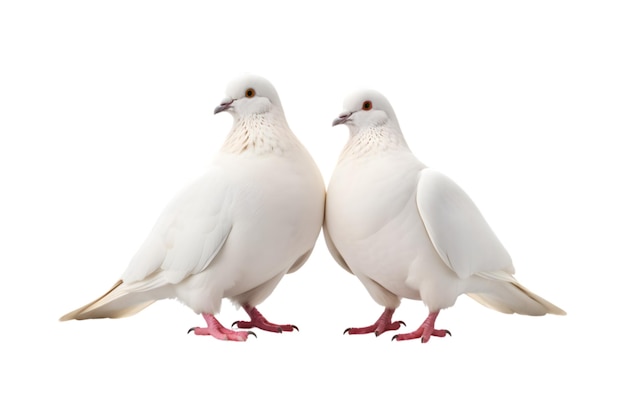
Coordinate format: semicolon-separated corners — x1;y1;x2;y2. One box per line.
214;99;234;114
332;111;353;126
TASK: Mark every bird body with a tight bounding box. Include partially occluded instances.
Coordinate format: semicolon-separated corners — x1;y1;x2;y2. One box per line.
325;90;564;342
61;75;325;340
326;150;425;303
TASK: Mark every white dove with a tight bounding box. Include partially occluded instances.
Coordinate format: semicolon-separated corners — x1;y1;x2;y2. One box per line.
60;74;325;341
324;90;565;342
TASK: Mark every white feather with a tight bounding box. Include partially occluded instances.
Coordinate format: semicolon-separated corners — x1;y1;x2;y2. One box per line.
325;89;565;322
416;168;514;279
61;74;325;322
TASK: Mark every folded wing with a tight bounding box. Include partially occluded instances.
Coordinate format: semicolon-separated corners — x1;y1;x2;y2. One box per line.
60;170;233;320
416;168;514;279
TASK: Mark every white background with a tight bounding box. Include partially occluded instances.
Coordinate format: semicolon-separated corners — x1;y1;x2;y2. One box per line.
1;1;624;415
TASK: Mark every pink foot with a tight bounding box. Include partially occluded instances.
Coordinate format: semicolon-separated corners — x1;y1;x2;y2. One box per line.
344;308;406;337
188;313;256;341
392;311;451;343
232;305;299;333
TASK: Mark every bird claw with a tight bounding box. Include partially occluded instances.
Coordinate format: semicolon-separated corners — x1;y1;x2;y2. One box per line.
188;315;255;341
344;319;405;336
392;326;451;342
233;320;280;333
233;319;272;334
234;306;298;333
382;321;406;336
343;308;405;336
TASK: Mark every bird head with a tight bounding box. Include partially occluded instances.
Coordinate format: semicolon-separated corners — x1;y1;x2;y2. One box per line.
332;89;402;137
214;74;284;118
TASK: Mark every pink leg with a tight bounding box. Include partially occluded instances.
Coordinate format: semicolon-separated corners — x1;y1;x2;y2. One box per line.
392;311;451;343
188;313;256;341
232;305;299;333
344;308;406;337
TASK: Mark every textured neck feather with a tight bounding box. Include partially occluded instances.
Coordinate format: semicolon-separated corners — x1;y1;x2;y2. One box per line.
340;123;410;161
221;112;299;155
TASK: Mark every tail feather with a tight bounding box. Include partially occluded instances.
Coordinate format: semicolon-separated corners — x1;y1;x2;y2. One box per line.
60;280;158;321
467;273;566;316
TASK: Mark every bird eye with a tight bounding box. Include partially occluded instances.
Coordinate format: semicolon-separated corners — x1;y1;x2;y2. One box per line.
362;100;372;111
245;88;256;98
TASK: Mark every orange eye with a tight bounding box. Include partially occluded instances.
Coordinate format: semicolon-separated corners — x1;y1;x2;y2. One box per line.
362;100;372;111
245;88;256;98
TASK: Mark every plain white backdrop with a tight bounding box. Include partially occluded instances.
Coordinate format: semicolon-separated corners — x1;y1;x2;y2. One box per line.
1;1;624;415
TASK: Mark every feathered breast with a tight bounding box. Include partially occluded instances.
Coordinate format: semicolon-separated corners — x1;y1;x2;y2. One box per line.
221;113;300;156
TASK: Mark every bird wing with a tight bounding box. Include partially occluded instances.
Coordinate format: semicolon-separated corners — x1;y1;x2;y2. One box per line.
416;168;514;279
59;169;234;320
120;168;234;291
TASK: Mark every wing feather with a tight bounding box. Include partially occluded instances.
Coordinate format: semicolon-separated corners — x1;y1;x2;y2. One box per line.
61;170;234;320
121;170;233;289
416;168;513;279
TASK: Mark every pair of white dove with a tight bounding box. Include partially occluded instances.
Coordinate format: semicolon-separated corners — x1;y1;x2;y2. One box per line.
60;74;565;342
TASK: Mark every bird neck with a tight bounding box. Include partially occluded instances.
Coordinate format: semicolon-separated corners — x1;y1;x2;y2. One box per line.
340;124;410;160
221;112;299;156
